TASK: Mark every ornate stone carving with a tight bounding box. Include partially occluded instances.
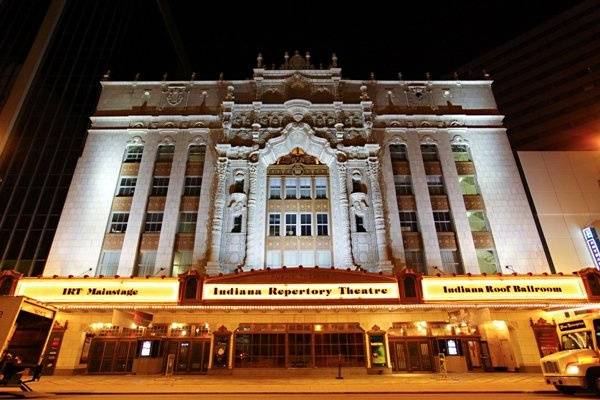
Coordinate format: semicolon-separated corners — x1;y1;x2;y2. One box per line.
367;158;389;263
350;192;369;217
209;159;230;262
228;192;247;214
162;85;188;106
336;161;355;267
244;161;260;268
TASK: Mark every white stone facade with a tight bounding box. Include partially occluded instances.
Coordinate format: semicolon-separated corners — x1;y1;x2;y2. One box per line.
44;59;550;276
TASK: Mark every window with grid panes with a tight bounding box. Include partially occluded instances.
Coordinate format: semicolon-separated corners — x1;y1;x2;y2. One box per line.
390;144;408;161
433;211;453;232
183;176;202;196
151;177;169;196
299;178;312;199
316;213;328;236
144;212;163;232
405;250;425;271
315;177;327;199
117;177;137;196
285;214;297;236
420;144;439;161
441;250;462;274
137;251;156;276
300;213;312;236
399;212;418;232
427;175;445;195
156;145;174;162
109;212;129;233
269;213;281;236
178;212;197;233
394;175;412;195
124;145;143;163
97;251;120;276
269;177;282;199
187;145;205;162
451;144;472;162
285;177;298;199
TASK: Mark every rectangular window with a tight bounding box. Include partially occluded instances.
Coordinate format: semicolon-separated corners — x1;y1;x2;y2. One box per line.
151;177;169;196
459;175;479;195
390;144;408;161
405;250;425;272
269;177;282;199
183;176;202;196
172;251;193;276
427;175;445;195
178;212;197;233
269;213;281;236
300;250;315;266
355;215;366;232
467;211;488;232
299;178;312;199
156;145;174;162
109;212;129;233
283;250;298;266
433;211;453;232
394;175;412;195
144;212;163;232
266;250;281;268
441;250;462;274
285;214;297;236
315;177;327;199
316;250;332;267
137;251;156;276
451;144;471;162
399;212;418;232
316;213;329;236
124;146;143;163
97;251;120;276
232;215;243;233
421;144;439;161
187;145;206;162
300;213;312;236
476;249;499;274
117;177;137;196
285;177;298;199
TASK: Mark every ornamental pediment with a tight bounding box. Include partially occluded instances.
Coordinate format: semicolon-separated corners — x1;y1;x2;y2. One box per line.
222;100;372;145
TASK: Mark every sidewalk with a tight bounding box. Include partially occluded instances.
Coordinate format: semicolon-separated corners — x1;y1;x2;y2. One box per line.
21;372;552;394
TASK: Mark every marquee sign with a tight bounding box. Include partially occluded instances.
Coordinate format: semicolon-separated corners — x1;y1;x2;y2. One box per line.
421;276;587;302
583;226;600;269
15;278;180;303
202;283;399;301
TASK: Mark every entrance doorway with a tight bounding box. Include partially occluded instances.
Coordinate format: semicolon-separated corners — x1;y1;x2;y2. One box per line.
87;339;136;374
390;340;433;372
165;339;210;374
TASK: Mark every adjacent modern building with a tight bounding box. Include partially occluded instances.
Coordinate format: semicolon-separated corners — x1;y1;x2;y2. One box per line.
519;151;600;273
454;0;599;150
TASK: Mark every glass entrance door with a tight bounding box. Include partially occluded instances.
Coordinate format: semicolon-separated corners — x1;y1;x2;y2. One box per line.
166;340;210;374
390;340;433;372
288;333;312;368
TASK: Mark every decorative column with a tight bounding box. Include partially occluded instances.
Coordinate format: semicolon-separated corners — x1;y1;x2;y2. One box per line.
332;159;355;267
367;157;393;273
206;158;229;275
379;140;405;265
244;159;260;268
155;134;188;273
437;136;479;273
117;135;158;275
406;135;443;273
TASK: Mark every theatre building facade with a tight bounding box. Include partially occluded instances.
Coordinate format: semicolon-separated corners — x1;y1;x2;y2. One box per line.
2;54;598;376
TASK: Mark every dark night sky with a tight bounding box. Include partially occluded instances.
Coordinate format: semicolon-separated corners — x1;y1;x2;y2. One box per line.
109;0;581;81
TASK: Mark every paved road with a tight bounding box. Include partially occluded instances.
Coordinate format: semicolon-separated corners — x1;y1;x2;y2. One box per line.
24;393;596;400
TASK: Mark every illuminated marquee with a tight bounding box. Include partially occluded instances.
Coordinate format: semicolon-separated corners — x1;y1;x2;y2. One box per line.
422;276;587;301
202;283;399;301
15;278;180;303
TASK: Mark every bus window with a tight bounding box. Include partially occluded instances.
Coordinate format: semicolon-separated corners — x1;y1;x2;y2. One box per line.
561;331;593;350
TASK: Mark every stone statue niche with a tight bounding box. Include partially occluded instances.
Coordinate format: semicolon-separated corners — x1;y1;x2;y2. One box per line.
220;170;248;270
349;169;379;270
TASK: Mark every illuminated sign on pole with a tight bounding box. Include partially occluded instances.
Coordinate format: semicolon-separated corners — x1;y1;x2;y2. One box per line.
583;226;600;269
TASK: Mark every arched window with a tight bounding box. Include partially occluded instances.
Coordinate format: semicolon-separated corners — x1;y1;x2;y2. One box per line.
184;277;198;299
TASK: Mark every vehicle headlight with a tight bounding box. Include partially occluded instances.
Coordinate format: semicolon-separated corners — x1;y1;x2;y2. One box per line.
565;364;580;375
